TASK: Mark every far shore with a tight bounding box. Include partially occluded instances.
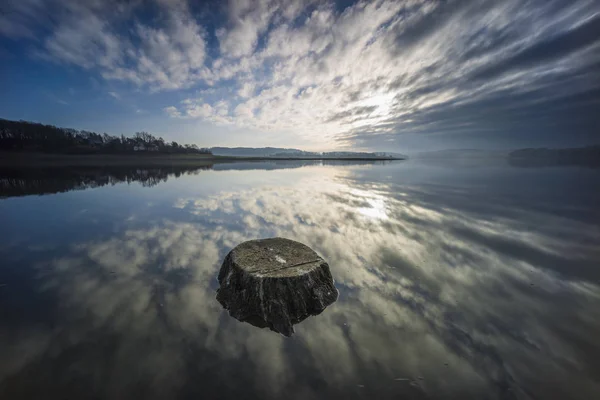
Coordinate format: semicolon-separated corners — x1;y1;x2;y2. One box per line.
0;152;405;167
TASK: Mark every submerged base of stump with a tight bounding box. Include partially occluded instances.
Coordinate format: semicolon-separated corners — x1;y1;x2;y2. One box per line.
217;238;338;336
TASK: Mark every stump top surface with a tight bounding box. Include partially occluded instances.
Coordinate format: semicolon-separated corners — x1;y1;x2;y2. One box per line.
230;238;324;278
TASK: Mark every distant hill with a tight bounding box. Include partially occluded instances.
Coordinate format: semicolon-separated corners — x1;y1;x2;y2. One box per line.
413;149;508;159
210;147;300;157
411;146;600;168
508;146;600;167
210;147;405;159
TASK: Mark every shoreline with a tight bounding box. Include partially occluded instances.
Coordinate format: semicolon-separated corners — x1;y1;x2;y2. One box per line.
0;152;405;167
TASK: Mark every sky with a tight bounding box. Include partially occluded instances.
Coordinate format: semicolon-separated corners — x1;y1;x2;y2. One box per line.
0;0;599;152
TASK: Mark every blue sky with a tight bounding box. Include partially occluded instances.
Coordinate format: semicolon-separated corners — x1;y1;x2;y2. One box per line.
1;0;599;152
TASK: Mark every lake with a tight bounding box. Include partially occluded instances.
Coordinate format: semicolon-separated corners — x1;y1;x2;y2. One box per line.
1;159;599;399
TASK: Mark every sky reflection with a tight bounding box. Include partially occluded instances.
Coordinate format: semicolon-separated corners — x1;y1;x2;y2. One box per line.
0;161;599;399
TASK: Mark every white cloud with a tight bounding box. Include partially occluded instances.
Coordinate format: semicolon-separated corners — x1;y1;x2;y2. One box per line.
3;0;599;149
130;9;207;90
165;0;600;148
217;0;285;59
163;106;182;118
0;0;47;39
20;0;208;91
238;81;255;98
187;103;214;119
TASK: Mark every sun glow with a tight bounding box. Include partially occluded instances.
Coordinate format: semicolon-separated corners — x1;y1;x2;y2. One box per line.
351;91;397;128
358;197;389;220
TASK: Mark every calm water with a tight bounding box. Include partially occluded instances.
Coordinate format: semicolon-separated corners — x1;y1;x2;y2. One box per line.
1;160;599;399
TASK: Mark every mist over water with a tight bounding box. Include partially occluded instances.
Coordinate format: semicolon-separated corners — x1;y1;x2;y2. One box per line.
1;160;599;399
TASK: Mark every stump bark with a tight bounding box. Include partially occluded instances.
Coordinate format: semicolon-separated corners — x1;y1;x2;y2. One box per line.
216;238;338;336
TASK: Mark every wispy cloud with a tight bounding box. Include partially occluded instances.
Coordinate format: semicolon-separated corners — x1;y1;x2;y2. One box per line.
163;105;182;118
174;0;600;148
13;0;208;92
45;91;69;105
2;0;599;149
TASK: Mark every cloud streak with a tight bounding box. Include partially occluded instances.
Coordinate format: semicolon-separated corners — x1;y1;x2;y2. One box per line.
1;0;599;149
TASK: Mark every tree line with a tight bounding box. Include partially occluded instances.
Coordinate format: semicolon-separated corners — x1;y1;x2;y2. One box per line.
0;118;212;155
0;165;213;198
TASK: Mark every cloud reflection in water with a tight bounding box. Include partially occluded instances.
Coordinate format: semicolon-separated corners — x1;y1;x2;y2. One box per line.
0;163;599;399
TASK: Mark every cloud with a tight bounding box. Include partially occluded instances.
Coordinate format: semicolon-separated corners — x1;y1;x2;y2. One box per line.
2;0;599;149
325;105;378;123
0;0;52;39
216;0;272;59
216;0;317;59
127;10;207;90
13;0;208;91
169;99;232;124
163;106;182;118
471;13;600;81
163;0;600;148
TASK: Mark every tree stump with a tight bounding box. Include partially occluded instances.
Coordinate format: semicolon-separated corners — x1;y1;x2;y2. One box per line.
217;238;338;336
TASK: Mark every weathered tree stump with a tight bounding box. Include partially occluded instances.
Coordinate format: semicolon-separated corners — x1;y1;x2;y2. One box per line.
217;238;338;336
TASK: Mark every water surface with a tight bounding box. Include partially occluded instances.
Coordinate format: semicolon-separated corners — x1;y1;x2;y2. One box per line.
1;160;599;399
